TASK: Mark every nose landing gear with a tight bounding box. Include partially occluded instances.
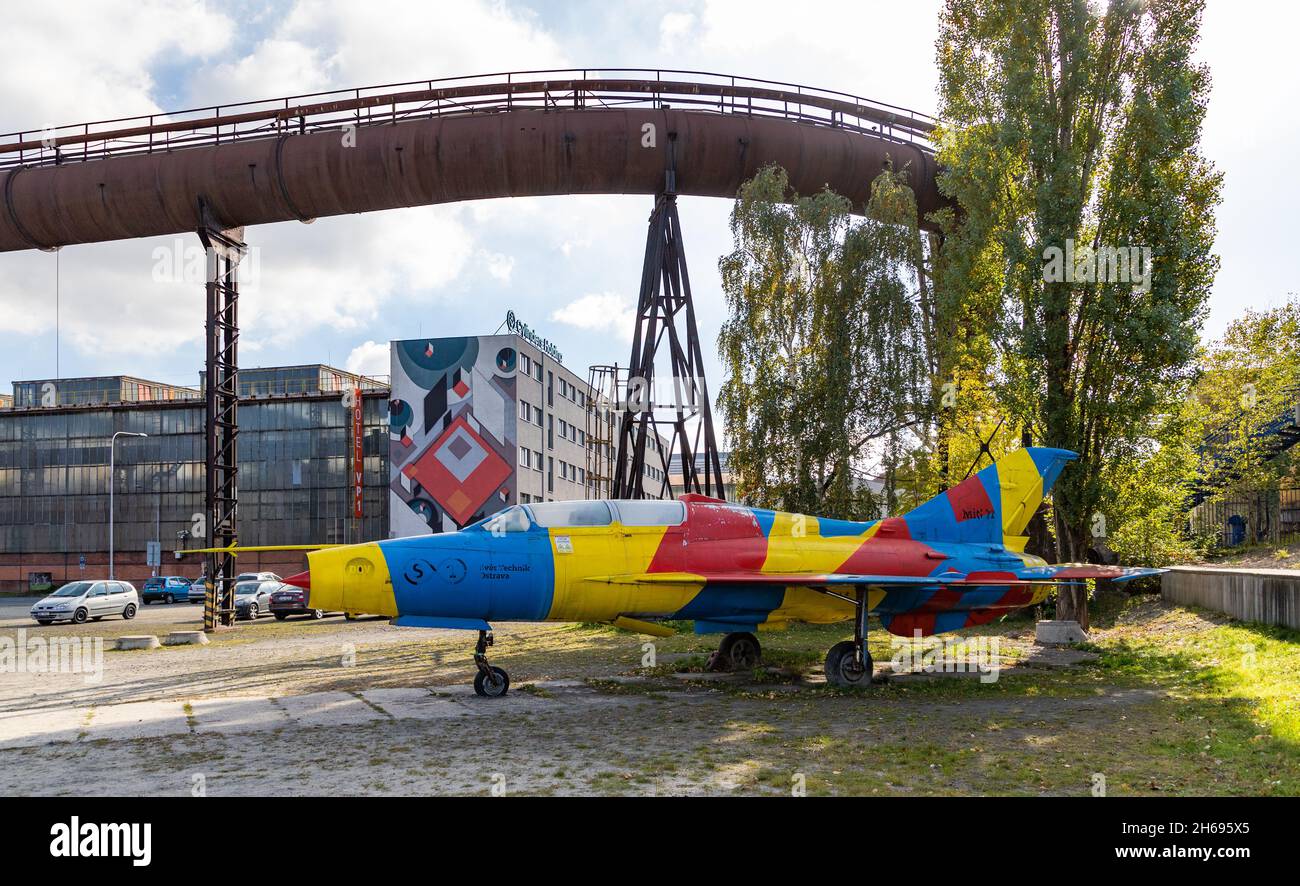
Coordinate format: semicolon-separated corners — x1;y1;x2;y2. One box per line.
472;630;510;698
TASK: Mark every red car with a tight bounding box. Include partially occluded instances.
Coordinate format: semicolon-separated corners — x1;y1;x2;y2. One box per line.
269;585;328;620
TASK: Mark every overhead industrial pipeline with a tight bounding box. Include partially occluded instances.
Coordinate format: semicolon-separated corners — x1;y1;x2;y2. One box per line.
0;73;944;252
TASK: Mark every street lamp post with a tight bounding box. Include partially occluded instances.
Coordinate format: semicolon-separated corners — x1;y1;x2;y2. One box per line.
109;431;148;580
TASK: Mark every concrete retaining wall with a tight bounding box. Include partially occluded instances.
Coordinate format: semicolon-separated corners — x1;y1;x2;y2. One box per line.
1161;566;1300;630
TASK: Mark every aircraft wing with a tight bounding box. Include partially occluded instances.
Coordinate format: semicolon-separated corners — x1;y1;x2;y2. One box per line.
591;565;1164;589
1015;564;1167;583
590;570;1034;588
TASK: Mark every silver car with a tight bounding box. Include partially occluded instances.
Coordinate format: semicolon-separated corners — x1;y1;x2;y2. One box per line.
31;580;140;625
233;580;279;620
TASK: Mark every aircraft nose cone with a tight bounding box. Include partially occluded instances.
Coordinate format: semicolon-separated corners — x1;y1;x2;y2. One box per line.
284;570;311;590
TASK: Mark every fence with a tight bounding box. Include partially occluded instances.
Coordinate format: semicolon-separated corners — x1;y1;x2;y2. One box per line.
1189;487;1300;547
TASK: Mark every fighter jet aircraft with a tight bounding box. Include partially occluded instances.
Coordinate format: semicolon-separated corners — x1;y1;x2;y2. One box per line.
282;447;1161;696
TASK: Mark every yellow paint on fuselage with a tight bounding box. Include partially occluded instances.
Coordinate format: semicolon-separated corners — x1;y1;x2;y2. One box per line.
765;586;886;628
544;522;703;622
545;510;888;628
760;513;880;573
761;513;883;625
304;542;398;616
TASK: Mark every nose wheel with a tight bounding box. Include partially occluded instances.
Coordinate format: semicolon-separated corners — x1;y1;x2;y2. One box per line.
472;630;510;698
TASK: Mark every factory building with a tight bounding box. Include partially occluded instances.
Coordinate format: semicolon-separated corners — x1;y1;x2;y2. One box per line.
0;333;670;592
0;365;388;593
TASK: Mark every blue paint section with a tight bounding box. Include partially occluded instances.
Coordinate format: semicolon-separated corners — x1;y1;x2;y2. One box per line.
872;587;941;615
752;508;777;537
694;619;759;635
900;464;1003;546
902;489;961;544
979;469;1003;535
933;611;970;634
1029;447;1077;496
676;583;785;633
379;526;554;624
956;586;1013;608
815;516;874;538
393;615;492;631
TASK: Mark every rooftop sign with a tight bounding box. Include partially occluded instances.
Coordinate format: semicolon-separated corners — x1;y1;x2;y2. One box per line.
505;311;563;364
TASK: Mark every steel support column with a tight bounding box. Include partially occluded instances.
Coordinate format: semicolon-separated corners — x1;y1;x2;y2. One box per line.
612;136;724;500
198;203;245;631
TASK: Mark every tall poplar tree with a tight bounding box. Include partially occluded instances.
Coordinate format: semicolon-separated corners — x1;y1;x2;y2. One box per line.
935;0;1222;626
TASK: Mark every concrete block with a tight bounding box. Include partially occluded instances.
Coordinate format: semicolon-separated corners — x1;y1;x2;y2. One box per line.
1035;620;1089;646
162;631;209;646
115;635;160;650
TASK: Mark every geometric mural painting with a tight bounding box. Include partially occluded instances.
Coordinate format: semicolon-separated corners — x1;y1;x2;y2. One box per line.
389;335;519;536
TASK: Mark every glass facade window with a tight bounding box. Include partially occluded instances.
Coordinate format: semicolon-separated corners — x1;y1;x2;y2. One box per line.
0;394;389;559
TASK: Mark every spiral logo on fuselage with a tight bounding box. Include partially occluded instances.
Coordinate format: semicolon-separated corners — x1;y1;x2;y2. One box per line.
401;557;467;586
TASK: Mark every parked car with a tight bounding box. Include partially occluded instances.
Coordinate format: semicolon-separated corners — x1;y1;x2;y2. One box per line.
269;584;327;620
233;580;282;620
235;571;280;584
141;575;193;604
31;580;139;625
187;579;207;604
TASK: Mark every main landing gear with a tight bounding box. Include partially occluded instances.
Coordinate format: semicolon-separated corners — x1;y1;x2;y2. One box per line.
472;630;510;698
824;589;874;688
706;631;762;672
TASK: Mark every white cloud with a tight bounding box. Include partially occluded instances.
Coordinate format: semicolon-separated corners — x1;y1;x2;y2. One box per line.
659;12;697;51
0;205;478;359
478;250;516;283
198;0;567;102
345;340;391;377
550;292;638;342
0;2;234;130
559;236;593;257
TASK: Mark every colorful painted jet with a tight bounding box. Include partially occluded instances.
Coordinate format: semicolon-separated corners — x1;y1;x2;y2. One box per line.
284;447;1161;695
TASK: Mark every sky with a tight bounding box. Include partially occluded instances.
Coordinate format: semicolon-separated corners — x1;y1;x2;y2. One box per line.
0;0;1294;408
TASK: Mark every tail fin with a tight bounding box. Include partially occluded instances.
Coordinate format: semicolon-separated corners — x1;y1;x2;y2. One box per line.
901;447;1077;548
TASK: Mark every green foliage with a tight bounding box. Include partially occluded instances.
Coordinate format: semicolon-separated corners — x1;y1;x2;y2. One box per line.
1189;297;1300;496
935;0;1223;579
1179;296;1300;548
717;165;928;518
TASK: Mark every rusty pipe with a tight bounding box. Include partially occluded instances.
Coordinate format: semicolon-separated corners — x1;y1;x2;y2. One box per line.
0;107;944;253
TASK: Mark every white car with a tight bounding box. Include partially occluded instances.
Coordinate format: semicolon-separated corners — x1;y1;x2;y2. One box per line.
31;580;140;625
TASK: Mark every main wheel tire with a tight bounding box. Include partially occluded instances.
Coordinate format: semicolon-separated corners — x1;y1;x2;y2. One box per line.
122;603;137;620
715;632;762;671
245;604;259;621
310;609;325;620
824;640;872;688
73;608;88;624
473;666;510;698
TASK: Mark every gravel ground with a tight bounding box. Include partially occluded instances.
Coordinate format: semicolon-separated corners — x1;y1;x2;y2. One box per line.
0;595;1208;796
